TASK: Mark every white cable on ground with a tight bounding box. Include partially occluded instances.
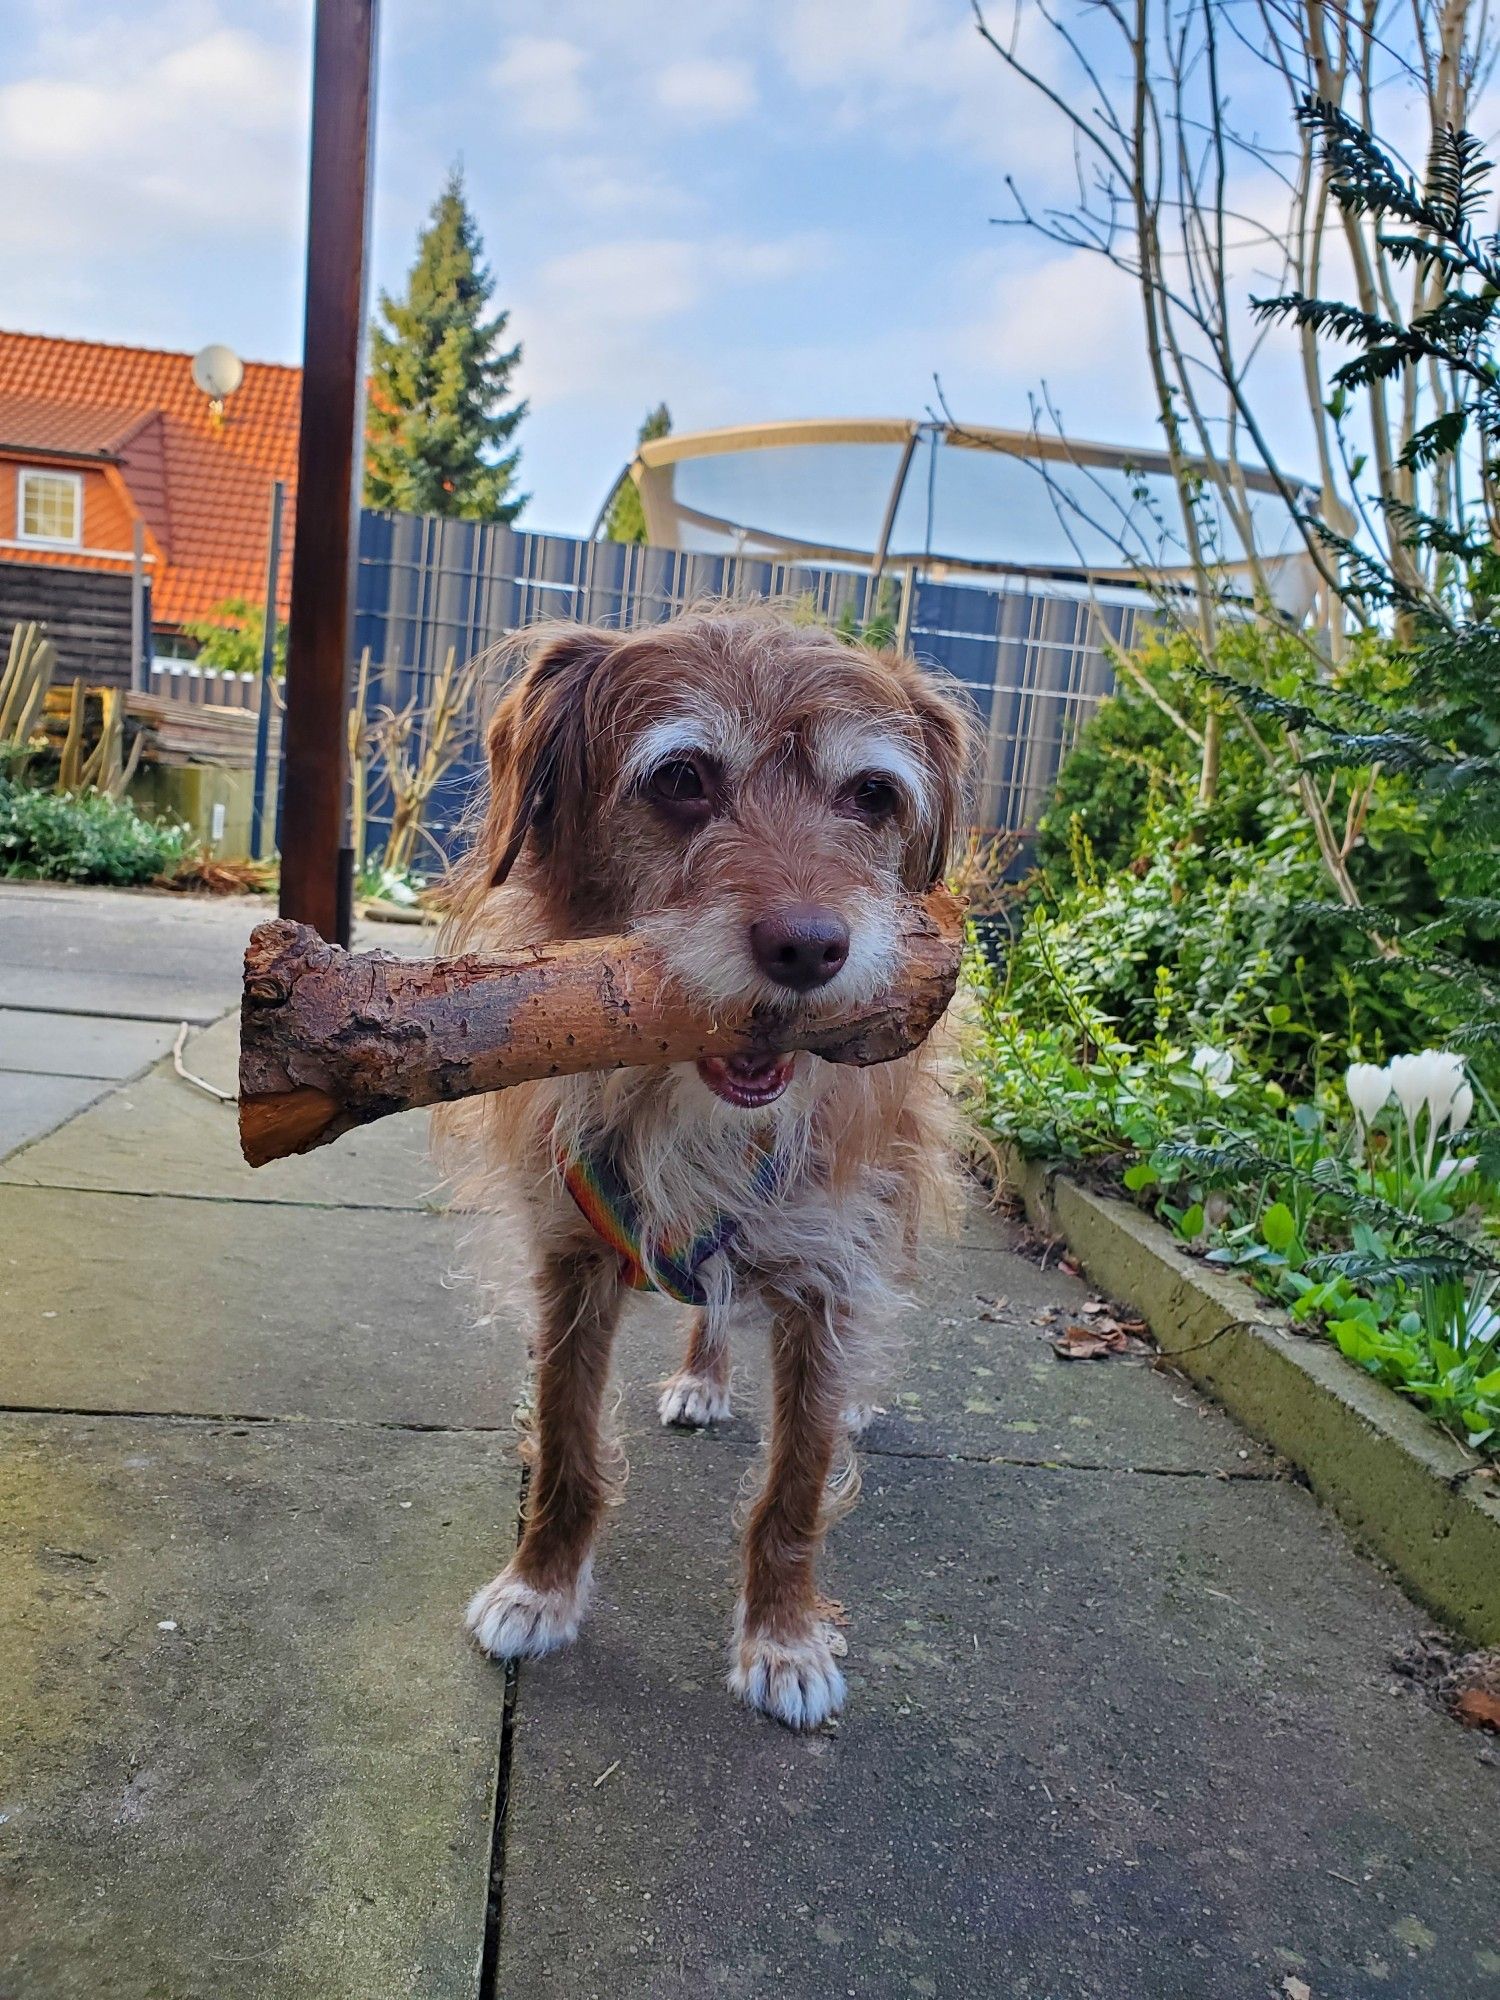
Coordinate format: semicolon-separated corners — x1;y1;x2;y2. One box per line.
172;1022;237;1104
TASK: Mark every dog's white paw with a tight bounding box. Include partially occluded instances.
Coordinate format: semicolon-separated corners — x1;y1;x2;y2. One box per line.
730;1621;847;1731
659;1372;732;1429
465;1560;591;1660
841;1402;880;1437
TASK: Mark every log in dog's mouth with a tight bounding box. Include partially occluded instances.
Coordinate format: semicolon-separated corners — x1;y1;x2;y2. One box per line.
696;1052;797;1108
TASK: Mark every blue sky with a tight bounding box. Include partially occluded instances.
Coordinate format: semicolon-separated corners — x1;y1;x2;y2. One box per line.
1;0;1297;532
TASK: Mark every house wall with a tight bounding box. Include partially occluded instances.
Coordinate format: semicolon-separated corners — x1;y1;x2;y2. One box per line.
0;457;139;572
0;560;135;686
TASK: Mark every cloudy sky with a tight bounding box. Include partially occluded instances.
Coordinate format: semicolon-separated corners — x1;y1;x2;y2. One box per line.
2;0;1322;531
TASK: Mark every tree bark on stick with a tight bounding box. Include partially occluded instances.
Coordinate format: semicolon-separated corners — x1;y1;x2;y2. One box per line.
239;887;966;1168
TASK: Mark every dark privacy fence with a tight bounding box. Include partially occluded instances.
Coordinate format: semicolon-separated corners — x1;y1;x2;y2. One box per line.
351;510;1142;866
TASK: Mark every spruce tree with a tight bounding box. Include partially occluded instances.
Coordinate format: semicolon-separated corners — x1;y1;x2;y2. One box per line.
604;403;672;543
364;168;527;520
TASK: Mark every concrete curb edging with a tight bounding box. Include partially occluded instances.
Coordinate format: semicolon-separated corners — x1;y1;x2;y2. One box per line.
999;1145;1500;1645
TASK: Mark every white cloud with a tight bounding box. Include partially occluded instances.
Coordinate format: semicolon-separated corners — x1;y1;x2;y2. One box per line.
952;248;1145;386
537;239;707;325
0;17;305;261
513;231;829;401
654;57;755;124
767;0;1071;174
535;151;697;224
490;36;591;135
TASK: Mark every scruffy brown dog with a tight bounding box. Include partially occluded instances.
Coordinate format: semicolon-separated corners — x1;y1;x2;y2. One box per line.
434;605;974;1729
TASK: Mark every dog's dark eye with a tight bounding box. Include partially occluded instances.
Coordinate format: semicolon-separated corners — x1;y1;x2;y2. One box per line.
842;773;901;821
645;757;712;820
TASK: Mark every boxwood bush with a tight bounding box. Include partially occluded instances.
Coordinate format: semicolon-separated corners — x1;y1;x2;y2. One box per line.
0;780;190;886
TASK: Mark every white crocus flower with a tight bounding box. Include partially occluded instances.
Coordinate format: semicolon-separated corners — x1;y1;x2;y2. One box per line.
1191;1046;1234;1086
1388;1053;1431;1133
1389;1051;1467;1174
1432;1154;1480;1187
1448;1081;1474;1138
1344;1062;1392;1127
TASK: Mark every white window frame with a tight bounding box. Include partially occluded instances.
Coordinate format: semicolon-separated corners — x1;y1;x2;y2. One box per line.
17;468;83;548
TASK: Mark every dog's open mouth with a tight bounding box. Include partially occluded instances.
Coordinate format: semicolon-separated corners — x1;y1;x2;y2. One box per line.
696;1052;796;1109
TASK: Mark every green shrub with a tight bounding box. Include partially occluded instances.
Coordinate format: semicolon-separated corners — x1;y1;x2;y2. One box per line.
183;596;285;679
960;99;1500;1459
1035;630;1276;885
1013;800;1451;1086
0;780;190;886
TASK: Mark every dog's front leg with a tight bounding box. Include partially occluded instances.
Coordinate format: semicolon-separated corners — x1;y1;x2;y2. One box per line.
466;1246;623;1661
730;1289;849;1730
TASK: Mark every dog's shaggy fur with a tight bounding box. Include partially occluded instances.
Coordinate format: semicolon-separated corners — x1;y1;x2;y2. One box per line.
433;605;975;1730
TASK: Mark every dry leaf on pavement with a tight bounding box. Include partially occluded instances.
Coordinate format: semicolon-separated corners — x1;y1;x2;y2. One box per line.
1452;1687;1500;1732
1051;1321;1149;1361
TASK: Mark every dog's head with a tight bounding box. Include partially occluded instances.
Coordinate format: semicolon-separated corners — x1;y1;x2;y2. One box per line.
472;607;975;1111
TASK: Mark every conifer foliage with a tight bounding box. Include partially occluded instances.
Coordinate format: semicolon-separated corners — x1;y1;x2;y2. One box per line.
364;168;527;521
603;403;672;544
1244;101;1500;1062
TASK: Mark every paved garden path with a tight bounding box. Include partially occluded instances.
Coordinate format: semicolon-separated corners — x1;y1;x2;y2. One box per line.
0;881;260;1153
1;888;1497;1998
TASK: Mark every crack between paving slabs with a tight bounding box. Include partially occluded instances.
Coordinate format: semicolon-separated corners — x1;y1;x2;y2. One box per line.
0;1402;510;1434
478;1458;529;2000
668;1426;1284;1479
0;1180;435;1214
0;1401;1286;1477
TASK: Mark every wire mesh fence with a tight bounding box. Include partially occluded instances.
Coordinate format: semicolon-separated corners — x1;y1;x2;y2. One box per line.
350;510;1143;867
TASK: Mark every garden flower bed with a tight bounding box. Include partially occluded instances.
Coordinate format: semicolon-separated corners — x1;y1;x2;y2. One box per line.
969;946;1500;1460
993;1139;1500;1644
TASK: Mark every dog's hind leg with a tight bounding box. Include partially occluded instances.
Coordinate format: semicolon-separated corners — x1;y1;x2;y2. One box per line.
467;1245;624;1661
658;1307;732;1428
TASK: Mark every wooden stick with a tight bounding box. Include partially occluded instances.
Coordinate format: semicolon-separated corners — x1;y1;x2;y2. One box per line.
239;887;966;1167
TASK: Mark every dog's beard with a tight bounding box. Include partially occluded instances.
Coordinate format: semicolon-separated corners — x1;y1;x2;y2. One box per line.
549;1061;824;1299
637;890;900;1112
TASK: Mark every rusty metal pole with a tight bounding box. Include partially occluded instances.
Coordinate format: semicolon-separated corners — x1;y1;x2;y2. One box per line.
279;0;379;945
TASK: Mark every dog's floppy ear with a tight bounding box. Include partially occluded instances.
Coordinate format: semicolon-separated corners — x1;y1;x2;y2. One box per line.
486;627;615;887
904;667;978;891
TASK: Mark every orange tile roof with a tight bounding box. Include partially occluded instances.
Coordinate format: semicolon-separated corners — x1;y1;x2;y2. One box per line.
0;330;300;630
0;394;156;458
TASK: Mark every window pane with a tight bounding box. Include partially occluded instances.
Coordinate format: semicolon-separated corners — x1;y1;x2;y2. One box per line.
21;474;79;543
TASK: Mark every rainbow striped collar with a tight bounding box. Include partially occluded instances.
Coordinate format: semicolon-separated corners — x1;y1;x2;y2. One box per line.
558;1135;787;1307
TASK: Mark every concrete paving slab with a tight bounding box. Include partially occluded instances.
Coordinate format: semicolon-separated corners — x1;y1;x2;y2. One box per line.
0;1008;178;1080
0;1185;523;1427
0;883;261;1023
609;1225;1275;1476
496;1441;1500;2000
0;1071;109;1159
0;881;432;1025
874;1243;1276;1473
0;1013;439;1209
0;1412;516;2000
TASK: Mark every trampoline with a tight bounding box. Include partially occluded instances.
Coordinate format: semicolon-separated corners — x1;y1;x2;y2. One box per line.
592;416;1320;626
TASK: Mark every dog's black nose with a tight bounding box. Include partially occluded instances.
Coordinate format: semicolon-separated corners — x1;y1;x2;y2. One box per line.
750;905;851;991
